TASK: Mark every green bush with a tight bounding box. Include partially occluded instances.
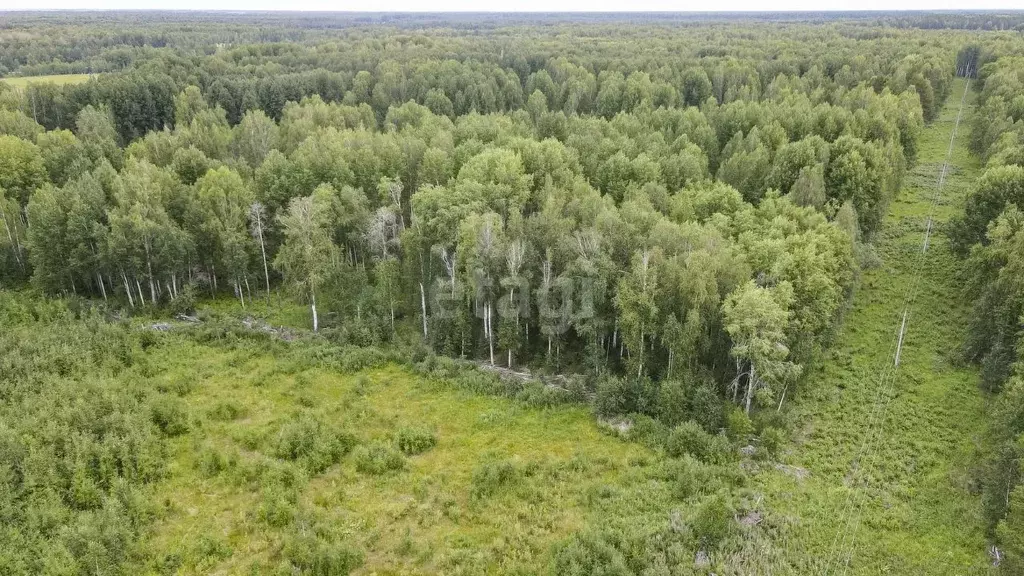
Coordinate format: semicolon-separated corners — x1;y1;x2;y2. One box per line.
396;426;437;455
689;378;725;431
670;455;720;500
759;426;785;459
156;374;195;396
258;486;297;527
272;414;357;475
550;530;632;576
595;376;658;418
256;464;304;527
283;532;363;575
594;375;633;417
665;420;733;464
725;408;753;442
656;379;690;426
470;460;519;499
623;414;669;450
168;283;197;317
150;396;190;436
692;495;733;547
353;442;405;475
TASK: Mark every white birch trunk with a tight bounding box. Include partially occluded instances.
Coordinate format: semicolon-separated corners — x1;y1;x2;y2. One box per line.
744;363;756;414
97;272;107;302
487;301;495;366
419;282;428;338
311;289;319;332
122;271;134;308
145;243;157;304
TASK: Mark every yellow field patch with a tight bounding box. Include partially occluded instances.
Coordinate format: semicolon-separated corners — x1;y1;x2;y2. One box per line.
1;73;92;89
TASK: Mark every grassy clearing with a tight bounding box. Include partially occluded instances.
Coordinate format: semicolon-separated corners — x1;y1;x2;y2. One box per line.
133;334;659;574
201;293;319;332
1;73;92;89
3;295;772;575
757;78;993;573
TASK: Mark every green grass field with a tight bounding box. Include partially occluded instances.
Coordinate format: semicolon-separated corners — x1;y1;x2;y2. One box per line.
131;333;663;574
1;73;92;89
755;79;993;574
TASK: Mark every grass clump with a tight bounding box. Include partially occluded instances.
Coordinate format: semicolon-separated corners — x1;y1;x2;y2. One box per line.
281;531;363;575
196;446;237;478
396;426;437;455
353;442;405;475
208;400;246;421
470;459;520;499
272;414;357;475
150;396;190;436
669;455;721;500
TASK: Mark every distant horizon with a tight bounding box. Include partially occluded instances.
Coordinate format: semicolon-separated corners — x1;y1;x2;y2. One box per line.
3;3;1023;13
2;7;1023;10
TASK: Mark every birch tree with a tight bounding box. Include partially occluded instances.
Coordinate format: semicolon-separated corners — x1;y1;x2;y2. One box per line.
249;201;271;299
274;192;338;331
499;237;528;367
616;248;661;378
232;109;280;169
723;280;801;413
107;159;188;305
195;167;254;306
460;211;504;365
0;186;26;274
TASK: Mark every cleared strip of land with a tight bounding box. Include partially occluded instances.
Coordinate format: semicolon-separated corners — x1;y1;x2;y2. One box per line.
758;78;993;575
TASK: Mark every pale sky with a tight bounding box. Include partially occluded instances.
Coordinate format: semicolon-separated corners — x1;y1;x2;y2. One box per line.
2;1;1023;11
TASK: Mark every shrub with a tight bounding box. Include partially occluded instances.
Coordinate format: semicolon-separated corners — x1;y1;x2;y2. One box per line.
759;426;785;459
334;346;390;372
283;532;363;575
354;442;405;475
725;408;753;442
657;379;690;426
168;283;197;317
550;530;632;576
624;414;669;450
352;374;371;395
256;465;303;527
595;375;633;417
156;375;195;396
258;486;297;527
516;381;574;407
150;397;190;436
689;378;725;431
396;427;437;455
452;370;503;396
670;455;720;500
665;421;733;464
272;415;357;475
139;329;160;351
692;495;733;547
194;534;232;564
470;460;519;499
595;376;658;417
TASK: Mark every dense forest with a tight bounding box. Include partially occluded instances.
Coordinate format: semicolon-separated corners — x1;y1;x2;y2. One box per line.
0;10;1023;576
952;40;1024;573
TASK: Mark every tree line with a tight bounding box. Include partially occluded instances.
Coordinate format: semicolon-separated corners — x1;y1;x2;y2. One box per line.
949;41;1024;573
4;16;968;145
